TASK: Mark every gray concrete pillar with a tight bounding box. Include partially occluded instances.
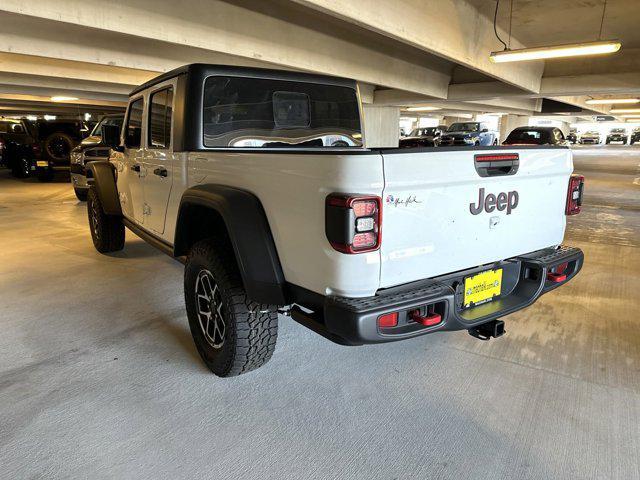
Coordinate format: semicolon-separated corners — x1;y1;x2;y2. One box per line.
499;115;529;142
362;105;400;148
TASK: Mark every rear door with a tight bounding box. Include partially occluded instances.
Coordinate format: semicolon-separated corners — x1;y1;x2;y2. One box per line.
379;148;572;288
142;83;175;234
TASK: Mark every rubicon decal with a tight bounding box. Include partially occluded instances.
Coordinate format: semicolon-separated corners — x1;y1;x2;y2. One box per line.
469;188;519;215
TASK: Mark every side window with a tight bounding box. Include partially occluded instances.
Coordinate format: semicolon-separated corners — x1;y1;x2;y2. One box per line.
148;87;174;149
125;97;144;149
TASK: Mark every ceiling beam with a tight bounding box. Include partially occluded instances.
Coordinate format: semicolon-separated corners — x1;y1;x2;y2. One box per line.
0;72;134;96
0;52;156;86
0;2;451;98
374;89;539;115
290;0;543;93
0;84;128;104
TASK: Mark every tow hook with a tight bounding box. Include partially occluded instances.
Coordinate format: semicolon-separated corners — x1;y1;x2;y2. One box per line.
469;319;505;341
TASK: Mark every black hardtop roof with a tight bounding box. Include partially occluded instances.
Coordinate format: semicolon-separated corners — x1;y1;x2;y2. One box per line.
129;63;358;97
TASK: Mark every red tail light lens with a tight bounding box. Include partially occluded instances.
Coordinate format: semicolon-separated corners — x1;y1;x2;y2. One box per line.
326;194;382;253
566;174;585;215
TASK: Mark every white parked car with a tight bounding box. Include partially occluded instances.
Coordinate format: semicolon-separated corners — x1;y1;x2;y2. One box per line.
579;130;601;144
87;64;585;377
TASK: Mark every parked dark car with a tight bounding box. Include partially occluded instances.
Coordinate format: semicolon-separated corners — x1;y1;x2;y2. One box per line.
567;129;578;144
399;125;447;148
0;118;40;178
630;128;640;145
439;122;499;146
503;127;568;146
605;128;628;144
28;119;86;181
70;114;124;200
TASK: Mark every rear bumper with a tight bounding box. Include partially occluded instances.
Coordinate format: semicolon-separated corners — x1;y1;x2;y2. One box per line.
291;245;583;345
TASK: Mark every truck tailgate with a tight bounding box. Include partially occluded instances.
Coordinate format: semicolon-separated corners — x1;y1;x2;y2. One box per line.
380;148;572;288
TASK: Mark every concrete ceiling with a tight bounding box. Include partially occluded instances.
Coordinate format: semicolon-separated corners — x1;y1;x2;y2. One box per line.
0;0;638;121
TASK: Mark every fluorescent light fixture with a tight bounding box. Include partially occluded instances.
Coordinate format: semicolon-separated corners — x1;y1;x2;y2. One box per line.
620;114;640;118
50;96;79;102
406;106;441;112
44;115;57;120
586;98;639;105
489;40;621;63
26;115;38;121
610;108;640;113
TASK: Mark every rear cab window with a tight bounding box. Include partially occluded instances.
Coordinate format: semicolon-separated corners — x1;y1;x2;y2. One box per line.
202;76;362;148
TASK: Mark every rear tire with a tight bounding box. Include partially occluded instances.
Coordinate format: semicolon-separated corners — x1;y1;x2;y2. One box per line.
74;188;88;201
184;238;278;377
87;186;125;253
10;156;30;178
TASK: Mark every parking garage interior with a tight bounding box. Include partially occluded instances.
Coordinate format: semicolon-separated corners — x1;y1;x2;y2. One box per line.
1;1;639;479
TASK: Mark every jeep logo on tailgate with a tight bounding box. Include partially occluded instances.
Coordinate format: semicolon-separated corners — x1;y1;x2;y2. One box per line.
470;188;519;215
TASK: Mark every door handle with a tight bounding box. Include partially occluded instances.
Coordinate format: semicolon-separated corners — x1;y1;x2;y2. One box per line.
131;164;141;172
153;167;168;178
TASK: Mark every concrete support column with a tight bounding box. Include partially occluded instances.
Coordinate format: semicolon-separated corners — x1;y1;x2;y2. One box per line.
499;115;529;141
362;105;400;148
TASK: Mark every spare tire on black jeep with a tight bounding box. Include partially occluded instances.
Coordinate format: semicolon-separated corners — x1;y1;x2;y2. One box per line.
43;132;74;162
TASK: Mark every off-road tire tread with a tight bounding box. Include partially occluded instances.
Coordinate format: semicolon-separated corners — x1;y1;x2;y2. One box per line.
185;238;278;377
87;187;125;253
74;188;88;201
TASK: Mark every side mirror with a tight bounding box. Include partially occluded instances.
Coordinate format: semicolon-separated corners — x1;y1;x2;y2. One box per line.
481;128;489;133
101;124;122;150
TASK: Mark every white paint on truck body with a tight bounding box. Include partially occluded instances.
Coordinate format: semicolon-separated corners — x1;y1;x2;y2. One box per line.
379;148;572;288
182;151;385;298
157;147;572;298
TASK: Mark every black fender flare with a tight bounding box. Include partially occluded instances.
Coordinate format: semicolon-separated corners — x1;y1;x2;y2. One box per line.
175;185;286;305
86;162;122;216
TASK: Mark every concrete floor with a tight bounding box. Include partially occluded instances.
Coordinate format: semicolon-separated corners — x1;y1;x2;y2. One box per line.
1;147;639;480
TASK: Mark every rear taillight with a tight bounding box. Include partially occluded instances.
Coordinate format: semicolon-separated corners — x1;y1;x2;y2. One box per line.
566;174;584;215
326;194;382;253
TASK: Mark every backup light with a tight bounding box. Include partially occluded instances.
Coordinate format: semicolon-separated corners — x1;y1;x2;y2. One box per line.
356;216;375;232
489;40;621;63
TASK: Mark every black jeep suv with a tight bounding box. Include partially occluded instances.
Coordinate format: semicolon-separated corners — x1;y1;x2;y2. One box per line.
0;118;40;178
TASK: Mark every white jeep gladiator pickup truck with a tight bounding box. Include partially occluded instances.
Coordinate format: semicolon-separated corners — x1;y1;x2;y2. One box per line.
87;64;585;377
